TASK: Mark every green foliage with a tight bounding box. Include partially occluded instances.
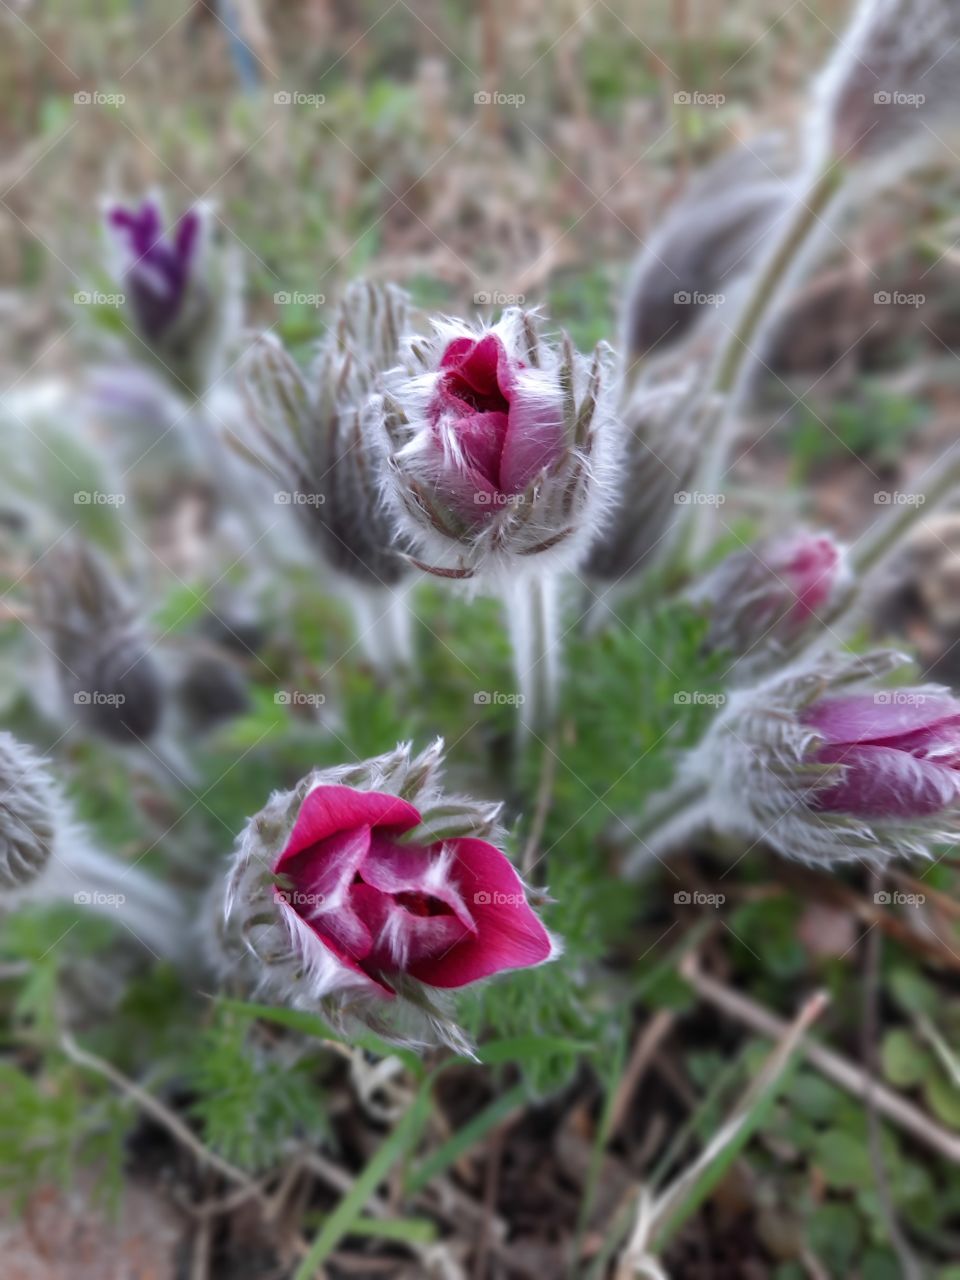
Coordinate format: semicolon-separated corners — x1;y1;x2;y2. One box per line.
188;1006;329;1173
788;384;928;479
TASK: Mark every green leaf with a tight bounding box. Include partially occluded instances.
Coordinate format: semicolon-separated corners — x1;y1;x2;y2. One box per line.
293;1089;432;1278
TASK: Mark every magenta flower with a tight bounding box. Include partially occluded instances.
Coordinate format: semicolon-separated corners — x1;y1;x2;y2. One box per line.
672;652;960;867
377;309;616;579
428;332;565;525
693;531;846;676
218;742;558;1050
273;783;552;995
804;692;960;819
108;199;201;342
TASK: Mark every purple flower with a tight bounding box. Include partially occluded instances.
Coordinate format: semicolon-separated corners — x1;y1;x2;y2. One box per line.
804;692;960;818
108;200;201;343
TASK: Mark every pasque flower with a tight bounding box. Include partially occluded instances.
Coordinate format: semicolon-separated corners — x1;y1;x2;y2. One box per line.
106;197;238;397
645;651;960;868
0;733;57;890
691;531;847;677
217;742;557;1051
242;281;410;589
803;689;960;818
32;541;164;745
376;308;616;580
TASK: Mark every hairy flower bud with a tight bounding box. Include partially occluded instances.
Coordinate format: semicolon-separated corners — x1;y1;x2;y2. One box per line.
690;532;847;677
623;138;790;368
0;734;57;890
215;741;558;1052
582;379;715;586
106;197;239;398
674;651;960;865
241;282;410;588
375;309;617;581
813;0;960;172
32;541;163;744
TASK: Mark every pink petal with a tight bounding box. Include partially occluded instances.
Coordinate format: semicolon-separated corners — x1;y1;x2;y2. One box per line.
407;837;552;988
435;404;508;487
362;835;477;935
276;825;371;904
441;334;511;411
812;743;960;818
276;895;395;998
353;882;473;971
804;694;960;747
276;786;421;866
781;535;841;618
499;375;566;494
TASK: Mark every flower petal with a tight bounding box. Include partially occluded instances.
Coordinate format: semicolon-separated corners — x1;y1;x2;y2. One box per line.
813;742;960;818
407;837;553;988
499;369;566;494
804;694;960;747
276;786;421;867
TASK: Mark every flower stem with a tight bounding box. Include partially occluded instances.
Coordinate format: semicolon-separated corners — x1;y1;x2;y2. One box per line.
689;161;843;559
505;574;559;743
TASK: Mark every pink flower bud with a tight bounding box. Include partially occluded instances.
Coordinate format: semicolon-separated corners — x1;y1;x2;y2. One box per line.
217;742;558;1051
803;691;960;818
693;531;847;675
376;310;616;580
674;651;960;865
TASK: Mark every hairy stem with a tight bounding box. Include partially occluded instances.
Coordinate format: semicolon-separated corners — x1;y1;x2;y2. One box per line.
504;574;559;743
